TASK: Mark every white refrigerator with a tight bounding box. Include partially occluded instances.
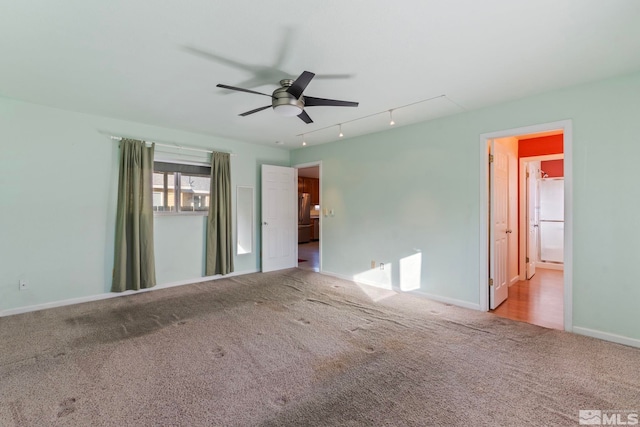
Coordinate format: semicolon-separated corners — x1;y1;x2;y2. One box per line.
538;178;564;263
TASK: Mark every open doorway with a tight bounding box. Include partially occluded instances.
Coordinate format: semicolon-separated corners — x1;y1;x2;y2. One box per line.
480;121;573;332
295;162;321;272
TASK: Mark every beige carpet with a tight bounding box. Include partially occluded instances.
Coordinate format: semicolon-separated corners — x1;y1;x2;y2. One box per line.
1;269;638;426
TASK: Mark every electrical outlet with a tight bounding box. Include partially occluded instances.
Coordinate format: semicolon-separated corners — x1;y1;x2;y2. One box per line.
19;280;28;290
371;260;376;269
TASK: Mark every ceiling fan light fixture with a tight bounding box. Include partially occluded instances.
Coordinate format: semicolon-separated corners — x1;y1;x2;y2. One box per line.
274;104;303;117
272;85;305;117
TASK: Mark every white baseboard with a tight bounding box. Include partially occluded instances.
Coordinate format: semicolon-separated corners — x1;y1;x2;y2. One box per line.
320;270;356;282
321;270;394;291
0;269;259;318
509;275;520;286
537;262;564;271
573;326;640;349
320;270;480;311
406;290;481;310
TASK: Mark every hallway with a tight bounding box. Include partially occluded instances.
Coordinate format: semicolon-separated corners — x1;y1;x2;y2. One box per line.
491;268;563;330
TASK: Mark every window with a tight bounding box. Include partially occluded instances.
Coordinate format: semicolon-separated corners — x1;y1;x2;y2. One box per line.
153;162;211;214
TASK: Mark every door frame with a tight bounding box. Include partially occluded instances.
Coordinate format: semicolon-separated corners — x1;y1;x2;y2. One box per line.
519;153;564;279
293;160;322;272
479;120;573;331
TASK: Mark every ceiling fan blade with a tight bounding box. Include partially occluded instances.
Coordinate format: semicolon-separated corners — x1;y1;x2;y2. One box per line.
183;46;255;73
304;96;359;108
273;27;294;68
239;105;272;116
216;84;273;98
287;71;315;98
297;110;313;124
314;74;354;80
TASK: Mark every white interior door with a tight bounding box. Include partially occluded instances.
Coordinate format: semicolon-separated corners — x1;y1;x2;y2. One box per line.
261;165;297;272
539;178;564;263
507;151;519;284
526;162;539;279
490;140;509;309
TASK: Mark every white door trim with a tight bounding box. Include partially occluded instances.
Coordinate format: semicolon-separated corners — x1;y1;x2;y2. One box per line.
519;153;564;280
479;120;573;332
294;161;323;273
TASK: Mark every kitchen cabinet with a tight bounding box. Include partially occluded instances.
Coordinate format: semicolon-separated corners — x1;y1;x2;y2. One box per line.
298;177;319;205
308;178;319;205
310;218;319;241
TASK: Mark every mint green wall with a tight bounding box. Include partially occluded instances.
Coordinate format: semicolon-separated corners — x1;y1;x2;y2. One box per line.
3;72;640;343
292;71;640;341
0;97;289;312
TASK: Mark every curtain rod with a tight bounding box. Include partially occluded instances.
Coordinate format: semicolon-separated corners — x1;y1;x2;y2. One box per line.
110;136;235;156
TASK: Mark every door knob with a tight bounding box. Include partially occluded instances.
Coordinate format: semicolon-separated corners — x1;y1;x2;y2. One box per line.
506;229;512;234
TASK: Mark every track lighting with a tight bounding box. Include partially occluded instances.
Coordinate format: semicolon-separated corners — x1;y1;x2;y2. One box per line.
294;95;450;142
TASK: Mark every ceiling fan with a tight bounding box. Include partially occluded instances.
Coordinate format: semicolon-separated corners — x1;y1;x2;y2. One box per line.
216;71;358;124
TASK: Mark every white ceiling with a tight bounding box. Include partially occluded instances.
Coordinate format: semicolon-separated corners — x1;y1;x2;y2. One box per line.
1;1;639;149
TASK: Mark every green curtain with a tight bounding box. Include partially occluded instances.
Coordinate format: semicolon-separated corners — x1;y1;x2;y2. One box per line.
112;139;157;292
206;152;234;276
